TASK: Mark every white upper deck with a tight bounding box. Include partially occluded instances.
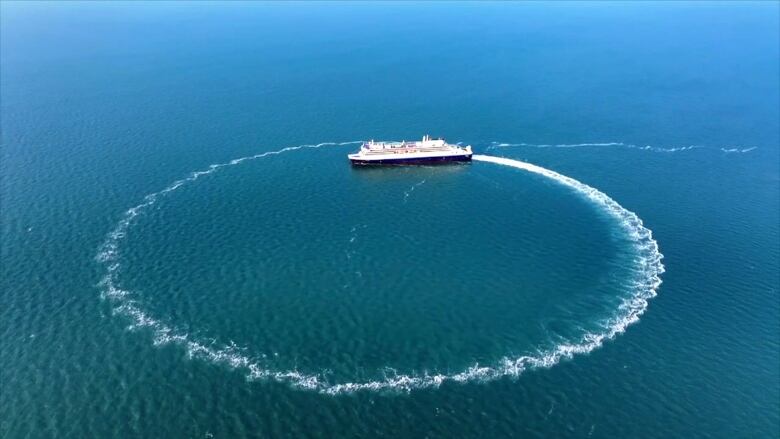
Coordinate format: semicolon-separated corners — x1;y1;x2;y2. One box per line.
363;135;447;151
350;135;472;161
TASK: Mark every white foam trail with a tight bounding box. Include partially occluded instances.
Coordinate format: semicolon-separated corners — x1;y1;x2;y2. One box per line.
486;142;623;151
403;179;426;203
486;141;752;154
720;147;757;153
627;144;703;153
345;224;366;260
96;147;664;395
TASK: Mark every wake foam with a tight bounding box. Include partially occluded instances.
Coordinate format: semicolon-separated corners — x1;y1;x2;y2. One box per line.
486;142;623;151
487;141;755;154
628;144;702;153
403;179;427;203
720;147;757;153
96;144;664;395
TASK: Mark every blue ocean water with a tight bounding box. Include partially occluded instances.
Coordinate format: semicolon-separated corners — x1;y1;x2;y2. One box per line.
1;2;778;437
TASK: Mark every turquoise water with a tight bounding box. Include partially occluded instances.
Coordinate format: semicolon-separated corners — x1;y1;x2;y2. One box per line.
2;2;778;437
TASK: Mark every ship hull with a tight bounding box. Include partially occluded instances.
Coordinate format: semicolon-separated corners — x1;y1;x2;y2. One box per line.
349;154;472;166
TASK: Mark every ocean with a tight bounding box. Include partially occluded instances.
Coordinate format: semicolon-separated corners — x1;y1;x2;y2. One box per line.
1;2;778;437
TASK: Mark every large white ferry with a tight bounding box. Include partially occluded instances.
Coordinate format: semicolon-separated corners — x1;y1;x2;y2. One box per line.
348;135;472;165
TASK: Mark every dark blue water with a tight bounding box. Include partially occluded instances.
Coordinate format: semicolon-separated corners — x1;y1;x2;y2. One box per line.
2;2;778;437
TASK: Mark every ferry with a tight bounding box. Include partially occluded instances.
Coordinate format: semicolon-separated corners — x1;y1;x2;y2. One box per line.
348;135;472;165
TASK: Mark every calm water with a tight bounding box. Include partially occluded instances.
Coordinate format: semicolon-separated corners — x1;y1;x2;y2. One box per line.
2;2;778;437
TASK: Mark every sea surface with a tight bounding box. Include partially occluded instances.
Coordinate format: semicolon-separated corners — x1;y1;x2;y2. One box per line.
1;2;778;437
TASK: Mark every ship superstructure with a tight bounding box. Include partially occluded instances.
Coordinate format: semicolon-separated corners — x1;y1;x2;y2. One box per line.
348;135;472;165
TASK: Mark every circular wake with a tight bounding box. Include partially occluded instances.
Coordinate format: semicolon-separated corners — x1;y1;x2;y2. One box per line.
96;143;664;394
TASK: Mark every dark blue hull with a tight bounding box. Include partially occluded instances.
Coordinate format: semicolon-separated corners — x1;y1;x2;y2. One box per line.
350;154;472;166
